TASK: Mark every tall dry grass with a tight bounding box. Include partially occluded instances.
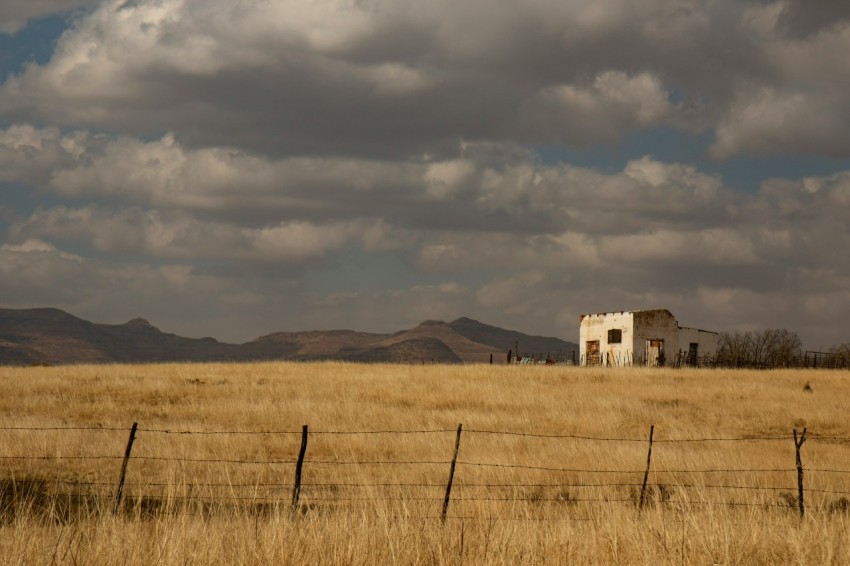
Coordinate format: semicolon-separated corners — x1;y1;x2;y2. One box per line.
1;362;850;564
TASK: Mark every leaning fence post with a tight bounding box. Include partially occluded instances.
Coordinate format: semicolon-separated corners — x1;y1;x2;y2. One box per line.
291;425;309;512
442;424;463;525
794;428;807;518
113;421;138;515
638;424;655;509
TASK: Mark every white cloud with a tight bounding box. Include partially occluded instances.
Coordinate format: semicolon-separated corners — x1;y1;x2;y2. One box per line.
0;125;91;186
424;159;476;199
0;127;735;237
5;124;849;298
4;0;850;350
710;88;850;159
521;71;674;142
0;238;80;258
0;0;802;157
710;16;850;158
0;126;425;215
11;205;404;264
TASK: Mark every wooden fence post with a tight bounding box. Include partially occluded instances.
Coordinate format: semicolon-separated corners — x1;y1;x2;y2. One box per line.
638;424;655;509
291;425;309;512
113;422;138;515
442;424;463;525
794;428;807;518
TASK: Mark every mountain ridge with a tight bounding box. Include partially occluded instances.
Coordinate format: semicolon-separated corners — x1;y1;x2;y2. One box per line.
0;308;578;366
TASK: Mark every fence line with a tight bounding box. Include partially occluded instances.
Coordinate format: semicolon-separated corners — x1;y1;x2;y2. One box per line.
4;423;850;522
518;350;850;369
137;428;455;435
41;479;848;493
0;424;795;442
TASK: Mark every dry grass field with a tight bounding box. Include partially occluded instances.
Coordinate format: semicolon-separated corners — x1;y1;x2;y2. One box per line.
2;362;850;564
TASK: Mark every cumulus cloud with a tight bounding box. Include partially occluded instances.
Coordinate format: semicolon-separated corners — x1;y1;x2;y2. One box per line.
520;71;675;143
10;205;402;265
710;7;850;158
2;0;848;159
6;124;847;281
0;125;425;223
2;1;850;348
0;126;735;235
0;0;742;156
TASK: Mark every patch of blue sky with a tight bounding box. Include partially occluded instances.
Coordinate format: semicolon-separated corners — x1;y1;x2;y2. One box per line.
0;180;102;250
532;126;850;194
0;180;91;214
0;182;36;236
0;14;68;83
698;153;850;194
533;127;708;174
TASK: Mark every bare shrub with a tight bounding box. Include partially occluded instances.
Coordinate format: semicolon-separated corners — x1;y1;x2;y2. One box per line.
717;329;802;368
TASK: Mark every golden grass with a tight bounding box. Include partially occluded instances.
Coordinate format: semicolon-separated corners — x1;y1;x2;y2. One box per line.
2;362;850;564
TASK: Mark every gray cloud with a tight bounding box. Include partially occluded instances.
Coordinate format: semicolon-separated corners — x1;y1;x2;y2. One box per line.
0;1;98;33
3;121;849;346
4;126;846;275
2;1;850;349
10;205;403;268
0;0;802;158
2;0;845;159
0;126;736;235
0;237;308;341
775;0;850;38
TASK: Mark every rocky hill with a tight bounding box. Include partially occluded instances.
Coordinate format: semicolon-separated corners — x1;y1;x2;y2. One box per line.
0;308;577;366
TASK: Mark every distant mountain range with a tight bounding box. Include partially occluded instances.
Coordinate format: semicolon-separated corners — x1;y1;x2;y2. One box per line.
0;308;578;366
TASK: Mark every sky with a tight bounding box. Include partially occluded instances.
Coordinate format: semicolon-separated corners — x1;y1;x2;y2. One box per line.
1;0;849;348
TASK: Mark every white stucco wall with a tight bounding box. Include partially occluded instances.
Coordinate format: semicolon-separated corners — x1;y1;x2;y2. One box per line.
579;311;634;366
632;310;680;365
579;309;717;367
678;327;719;361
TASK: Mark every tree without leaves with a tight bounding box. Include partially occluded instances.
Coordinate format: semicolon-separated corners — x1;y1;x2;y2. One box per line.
762;329;802;367
717;329;802;368
830;343;850;365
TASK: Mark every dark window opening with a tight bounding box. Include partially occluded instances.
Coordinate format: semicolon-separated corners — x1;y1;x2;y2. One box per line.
688;343;699;367
607;329;622;344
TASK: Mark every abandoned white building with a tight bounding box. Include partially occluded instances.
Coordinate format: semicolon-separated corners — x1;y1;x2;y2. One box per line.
579;309;718;367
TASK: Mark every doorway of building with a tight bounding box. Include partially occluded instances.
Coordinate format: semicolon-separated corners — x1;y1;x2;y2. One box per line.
646;339;665;367
688;342;699;367
586;340;600;366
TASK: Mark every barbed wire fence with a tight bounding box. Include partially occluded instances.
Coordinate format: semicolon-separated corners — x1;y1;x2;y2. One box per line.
515;350;850;368
3;424;850;523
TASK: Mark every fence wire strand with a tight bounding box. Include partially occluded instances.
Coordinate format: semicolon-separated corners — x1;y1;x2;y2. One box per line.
4;423;850;522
